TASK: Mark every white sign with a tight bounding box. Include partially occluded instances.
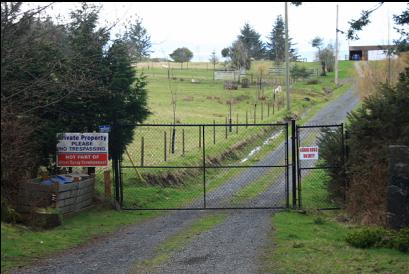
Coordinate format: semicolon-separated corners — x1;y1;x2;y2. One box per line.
299;146;319;160
56;133;109;167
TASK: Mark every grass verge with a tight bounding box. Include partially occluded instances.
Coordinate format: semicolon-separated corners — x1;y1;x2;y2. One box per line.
1;207;159;272
262;168;409;273
262;211;409;273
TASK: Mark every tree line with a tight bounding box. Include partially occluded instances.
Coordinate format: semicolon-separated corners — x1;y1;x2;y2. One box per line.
1;2;151;206
221;16;298;71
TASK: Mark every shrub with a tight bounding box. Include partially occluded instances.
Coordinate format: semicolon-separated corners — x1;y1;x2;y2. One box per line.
393;227;409;253
345;227;409;253
317;127;346;205
313;216;325;225
290;64;312;80
345;227;387;248
306;79;319;85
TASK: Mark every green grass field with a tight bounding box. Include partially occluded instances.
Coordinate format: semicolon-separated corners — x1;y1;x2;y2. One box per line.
138;60;354;125
114;60;353;172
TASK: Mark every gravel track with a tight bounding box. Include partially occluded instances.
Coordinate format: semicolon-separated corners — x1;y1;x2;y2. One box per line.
12;85;359;274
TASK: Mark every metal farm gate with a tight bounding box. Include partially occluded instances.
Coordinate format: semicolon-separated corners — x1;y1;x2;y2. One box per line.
295;123;346;209
115;123;290;210
112;121;346;210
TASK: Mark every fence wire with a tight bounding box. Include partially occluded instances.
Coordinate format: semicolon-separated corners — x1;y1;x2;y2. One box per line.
120;123;289;210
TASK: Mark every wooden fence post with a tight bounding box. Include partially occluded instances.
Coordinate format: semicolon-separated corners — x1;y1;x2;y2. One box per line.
104;170;112;199
254;104;257;124
164;131;167;161
213;120;216;144
140;137;144;166
225;117;228;139
182;129;185;156
236;113;239;134
199;126;201;148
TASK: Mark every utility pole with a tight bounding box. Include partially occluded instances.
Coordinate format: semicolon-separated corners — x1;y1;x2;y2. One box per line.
285;2;290;112
335;4;339;87
387;10;391;87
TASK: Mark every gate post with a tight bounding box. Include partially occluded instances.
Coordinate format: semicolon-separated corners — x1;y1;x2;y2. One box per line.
113;155;120;205
285;123;289;208
341;123;347;202
291;119;297;208
112;122;122;208
202;125;206;209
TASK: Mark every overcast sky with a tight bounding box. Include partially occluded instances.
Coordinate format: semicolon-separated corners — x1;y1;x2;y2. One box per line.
26;2;408;61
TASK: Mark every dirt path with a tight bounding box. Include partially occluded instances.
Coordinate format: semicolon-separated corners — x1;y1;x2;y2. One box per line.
12;85;360;274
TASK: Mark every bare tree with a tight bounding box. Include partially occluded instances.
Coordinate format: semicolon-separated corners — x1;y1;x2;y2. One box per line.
317;44;335;75
209;50;219;80
168;75;178;153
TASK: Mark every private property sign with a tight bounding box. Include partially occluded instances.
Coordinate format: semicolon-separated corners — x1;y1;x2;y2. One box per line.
57;133;108;167
299;146;319;160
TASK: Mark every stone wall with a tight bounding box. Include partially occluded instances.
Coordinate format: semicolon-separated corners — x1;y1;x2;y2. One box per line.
387;145;409;229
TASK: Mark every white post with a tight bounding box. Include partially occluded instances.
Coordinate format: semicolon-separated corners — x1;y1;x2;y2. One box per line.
335;4;339;87
285;2;290;112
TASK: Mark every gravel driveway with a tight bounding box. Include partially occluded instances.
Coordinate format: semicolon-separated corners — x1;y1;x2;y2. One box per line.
12;85;359;274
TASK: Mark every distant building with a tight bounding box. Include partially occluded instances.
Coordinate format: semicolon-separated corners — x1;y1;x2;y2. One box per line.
349;45;395;61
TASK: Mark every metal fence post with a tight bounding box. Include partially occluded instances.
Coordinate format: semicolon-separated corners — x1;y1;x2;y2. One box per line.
202;125;206;208
291;119;297;208
285;123;289;208
112;122;121;207
119;157;123;206
113;154;120;205
341;123;347;202
297;127;301;209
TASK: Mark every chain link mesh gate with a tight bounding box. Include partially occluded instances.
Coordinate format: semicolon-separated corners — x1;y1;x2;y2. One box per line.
295;124;346;209
116;123;290;210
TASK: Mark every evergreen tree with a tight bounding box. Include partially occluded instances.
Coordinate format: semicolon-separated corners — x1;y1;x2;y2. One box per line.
124;17;152;63
266;15;298;64
103;40;150;158
62;2;110;129
238;23;265;60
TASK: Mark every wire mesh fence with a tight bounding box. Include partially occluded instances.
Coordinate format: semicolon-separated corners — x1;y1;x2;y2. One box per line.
120;123;289;210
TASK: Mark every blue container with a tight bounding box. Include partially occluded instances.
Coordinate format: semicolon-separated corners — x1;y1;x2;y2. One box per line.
40;175;73;186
